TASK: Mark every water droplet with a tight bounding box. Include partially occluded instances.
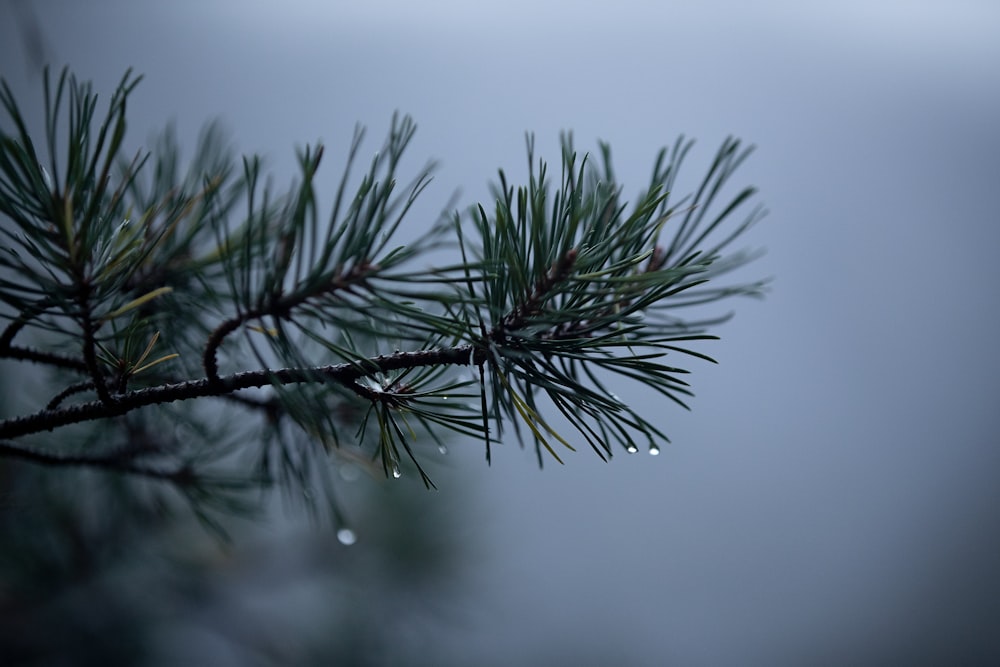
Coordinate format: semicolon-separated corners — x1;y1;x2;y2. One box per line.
392;465;402;479
626;444;638;454
649;445;661;456
336;528;357;546
442;396;448;400
437;444;448;455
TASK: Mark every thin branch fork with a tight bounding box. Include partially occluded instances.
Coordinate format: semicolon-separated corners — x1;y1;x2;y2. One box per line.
202;262;379;383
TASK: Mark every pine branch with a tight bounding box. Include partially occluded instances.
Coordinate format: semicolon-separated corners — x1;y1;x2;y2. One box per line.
0;66;767;527
0;345;485;440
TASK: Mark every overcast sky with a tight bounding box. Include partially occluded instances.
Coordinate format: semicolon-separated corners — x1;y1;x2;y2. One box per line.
3;1;1000;664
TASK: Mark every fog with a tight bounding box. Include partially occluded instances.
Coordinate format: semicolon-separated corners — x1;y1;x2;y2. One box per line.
2;1;999;663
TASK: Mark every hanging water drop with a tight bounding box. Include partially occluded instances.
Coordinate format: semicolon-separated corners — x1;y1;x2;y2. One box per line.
626;443;638;454
336;528;357;546
392;465;402;479
649;445;661;456
438;444;448;455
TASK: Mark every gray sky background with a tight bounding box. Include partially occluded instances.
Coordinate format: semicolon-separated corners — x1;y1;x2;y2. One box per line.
2;1;999;664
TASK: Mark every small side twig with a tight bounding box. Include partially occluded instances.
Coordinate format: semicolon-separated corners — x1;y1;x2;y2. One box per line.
1;313;89;372
47;380;97;409
499;248;578;333
76;284;115;405
0;344;89;372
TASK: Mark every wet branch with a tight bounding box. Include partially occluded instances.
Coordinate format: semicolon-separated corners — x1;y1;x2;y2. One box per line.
0;344;488;441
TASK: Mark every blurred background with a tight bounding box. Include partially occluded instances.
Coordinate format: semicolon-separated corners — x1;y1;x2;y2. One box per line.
2;1;999;664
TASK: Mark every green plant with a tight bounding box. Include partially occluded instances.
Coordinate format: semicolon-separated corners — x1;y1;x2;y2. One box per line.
0;68;766;535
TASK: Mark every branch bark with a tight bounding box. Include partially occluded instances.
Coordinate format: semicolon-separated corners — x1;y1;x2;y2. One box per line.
0;344;487;441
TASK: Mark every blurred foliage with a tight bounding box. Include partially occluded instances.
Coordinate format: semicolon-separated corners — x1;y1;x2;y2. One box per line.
0;454;475;666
